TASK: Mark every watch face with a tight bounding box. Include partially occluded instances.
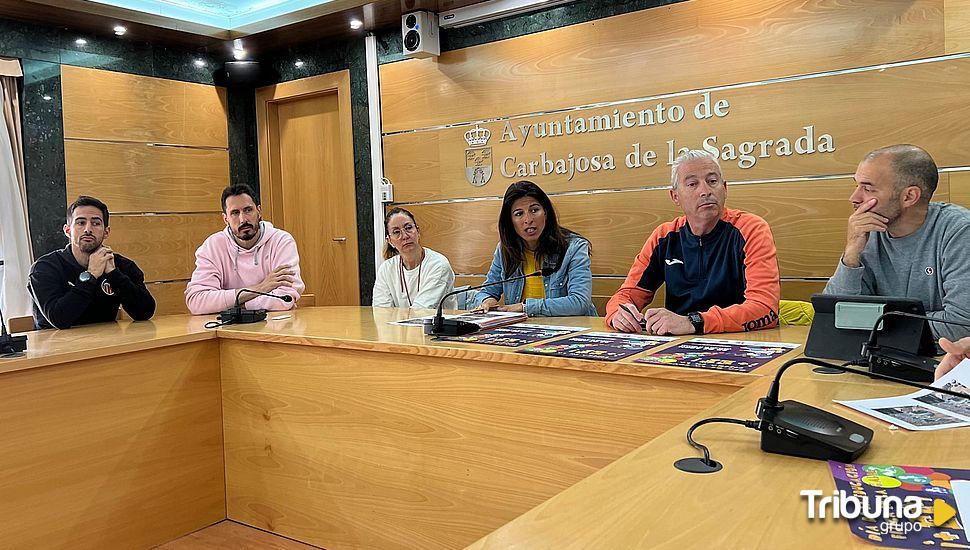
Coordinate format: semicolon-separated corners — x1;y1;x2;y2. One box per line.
689;312;704;332
79;271;92;283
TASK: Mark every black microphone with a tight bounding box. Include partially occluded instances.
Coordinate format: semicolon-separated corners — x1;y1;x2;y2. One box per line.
862;311;970;382
205;288;293;328
675;356;970;473
425;267;554;336
755;356;969;462
0;304;28;358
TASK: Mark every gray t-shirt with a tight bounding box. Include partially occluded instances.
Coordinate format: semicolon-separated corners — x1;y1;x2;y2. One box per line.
824;202;970;341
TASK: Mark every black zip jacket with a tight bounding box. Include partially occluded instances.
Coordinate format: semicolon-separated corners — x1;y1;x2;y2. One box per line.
28;245;156;329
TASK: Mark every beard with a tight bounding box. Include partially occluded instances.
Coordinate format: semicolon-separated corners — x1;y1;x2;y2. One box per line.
875;195;904;228
77;236;101;253
233;220;259;241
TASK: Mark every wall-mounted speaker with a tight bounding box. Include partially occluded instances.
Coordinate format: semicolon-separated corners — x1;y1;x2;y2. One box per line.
402;11;440;59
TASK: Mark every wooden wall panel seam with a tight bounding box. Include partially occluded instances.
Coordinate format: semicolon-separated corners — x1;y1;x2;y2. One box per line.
64;137;229;151
383;52;970;136
387;169;970;207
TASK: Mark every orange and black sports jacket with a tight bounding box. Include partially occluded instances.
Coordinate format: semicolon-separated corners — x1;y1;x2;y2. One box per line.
605;209;781;333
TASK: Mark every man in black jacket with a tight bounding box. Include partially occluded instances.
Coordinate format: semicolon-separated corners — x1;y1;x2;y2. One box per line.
28;196;155;329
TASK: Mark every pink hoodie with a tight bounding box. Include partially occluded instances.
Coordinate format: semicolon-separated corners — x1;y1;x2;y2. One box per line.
185;221;305;315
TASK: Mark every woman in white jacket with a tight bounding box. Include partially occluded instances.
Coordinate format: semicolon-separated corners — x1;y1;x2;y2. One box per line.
372;207;456;310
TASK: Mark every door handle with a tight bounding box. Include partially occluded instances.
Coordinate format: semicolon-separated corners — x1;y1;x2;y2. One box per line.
332;237;347;242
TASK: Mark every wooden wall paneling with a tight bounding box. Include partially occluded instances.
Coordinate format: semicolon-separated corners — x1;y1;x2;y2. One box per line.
946;0;970;53
149;281;191;316
384;57;970;203
61;65;228;147
379;0;945;133
108;213;224;282
406;198;501;276
222;340;737;550
950;170;970;207
0;341;225;549
118;281;190;320
65;141;229;213
403;178;862;278
780;280;828;302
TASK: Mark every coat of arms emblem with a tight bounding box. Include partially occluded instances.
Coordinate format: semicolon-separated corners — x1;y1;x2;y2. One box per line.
464;125;492;186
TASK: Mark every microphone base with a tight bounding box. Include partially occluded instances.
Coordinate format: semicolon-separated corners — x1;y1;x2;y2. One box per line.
0;333;27;357
424;319;480;337
673;457;722;474
758;399;872;462
217;307;268;325
869;348;937;383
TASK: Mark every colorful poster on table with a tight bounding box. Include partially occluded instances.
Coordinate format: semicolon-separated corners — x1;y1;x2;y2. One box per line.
828;461;969;548
517;332;676;361
435;324;586;347
633;338;801;372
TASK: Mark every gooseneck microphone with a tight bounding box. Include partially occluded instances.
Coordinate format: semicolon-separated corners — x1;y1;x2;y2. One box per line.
862;311;970;382
0;305;28;357
425;267;554;336
205;288;293;329
675;356;969;473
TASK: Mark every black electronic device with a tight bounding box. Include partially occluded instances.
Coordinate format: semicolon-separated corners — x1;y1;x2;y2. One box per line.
806;294;936;361
862;311;970;382
676;356;970;473
0;305;27;357
756;358;968;461
425;268;552;336
206;289;292;329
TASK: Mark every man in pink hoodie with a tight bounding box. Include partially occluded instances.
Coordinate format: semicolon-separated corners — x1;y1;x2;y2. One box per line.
185;184;305;315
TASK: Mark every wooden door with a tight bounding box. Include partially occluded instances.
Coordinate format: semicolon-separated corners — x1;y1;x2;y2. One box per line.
256;71;360;306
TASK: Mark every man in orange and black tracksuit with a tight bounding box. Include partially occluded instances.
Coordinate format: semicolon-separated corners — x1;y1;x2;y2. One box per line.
606;150;780;336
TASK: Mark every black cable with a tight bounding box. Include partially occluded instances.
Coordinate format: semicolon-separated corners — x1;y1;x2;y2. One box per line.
204;319;232;329
685;417;762;466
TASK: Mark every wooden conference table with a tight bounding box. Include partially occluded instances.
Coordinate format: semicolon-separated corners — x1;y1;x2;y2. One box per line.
0;307;958;549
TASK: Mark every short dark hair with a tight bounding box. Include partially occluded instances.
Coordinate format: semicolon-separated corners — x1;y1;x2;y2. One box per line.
67;195;109;226
221;184;259;212
866;144;939;203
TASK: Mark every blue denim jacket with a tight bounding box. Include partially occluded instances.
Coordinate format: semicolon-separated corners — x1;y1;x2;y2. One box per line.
471;236;596;317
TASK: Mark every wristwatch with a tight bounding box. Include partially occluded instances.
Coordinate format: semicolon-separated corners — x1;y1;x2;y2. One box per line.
687;311;704;335
79;270;94;283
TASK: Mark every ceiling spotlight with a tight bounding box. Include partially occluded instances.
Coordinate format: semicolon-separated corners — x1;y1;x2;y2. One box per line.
294;60;305;68
350;19;363;30
194;59;206;68
113;25;127;36
42;95;52;101
75;38;87;46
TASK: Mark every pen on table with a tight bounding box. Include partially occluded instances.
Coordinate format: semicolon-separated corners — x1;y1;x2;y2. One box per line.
619;304;647;330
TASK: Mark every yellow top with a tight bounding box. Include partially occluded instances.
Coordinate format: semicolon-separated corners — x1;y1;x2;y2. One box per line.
522;250;545;300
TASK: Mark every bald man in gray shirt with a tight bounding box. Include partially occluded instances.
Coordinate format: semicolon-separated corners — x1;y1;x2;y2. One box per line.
824;144;970;342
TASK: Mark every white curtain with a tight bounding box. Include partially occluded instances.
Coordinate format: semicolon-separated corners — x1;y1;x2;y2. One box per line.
0;60;33;320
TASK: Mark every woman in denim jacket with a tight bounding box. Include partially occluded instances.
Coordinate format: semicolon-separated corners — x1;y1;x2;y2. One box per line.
472;181;596;317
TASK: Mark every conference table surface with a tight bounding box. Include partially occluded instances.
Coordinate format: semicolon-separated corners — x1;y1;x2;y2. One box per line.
7;306;951;550
5;306;809;384
467;372;970;549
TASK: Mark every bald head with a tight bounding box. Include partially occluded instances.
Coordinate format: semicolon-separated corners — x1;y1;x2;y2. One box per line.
864;144;938;204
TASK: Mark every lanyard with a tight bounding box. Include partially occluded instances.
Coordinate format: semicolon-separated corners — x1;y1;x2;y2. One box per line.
399;255;422;307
